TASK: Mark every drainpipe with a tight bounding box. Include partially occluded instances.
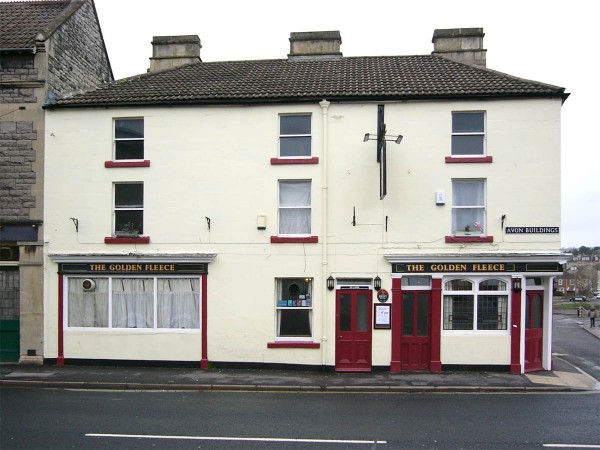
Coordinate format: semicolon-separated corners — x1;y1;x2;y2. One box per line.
319;99;330;366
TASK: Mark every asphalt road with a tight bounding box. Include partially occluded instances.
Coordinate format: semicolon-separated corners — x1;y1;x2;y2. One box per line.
1;387;599;449
553;312;600;382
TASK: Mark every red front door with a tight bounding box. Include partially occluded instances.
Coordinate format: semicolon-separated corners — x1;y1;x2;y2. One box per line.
335;290;372;372
524;290;544;372
399;291;430;371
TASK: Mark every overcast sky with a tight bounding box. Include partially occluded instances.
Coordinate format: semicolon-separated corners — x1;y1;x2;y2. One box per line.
94;0;597;249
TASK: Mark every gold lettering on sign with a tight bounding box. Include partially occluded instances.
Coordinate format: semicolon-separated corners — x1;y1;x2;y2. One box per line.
144;264;175;272
90;264;106;271
108;264;143;271
406;264;425;272
473;263;505;271
431;264;467;272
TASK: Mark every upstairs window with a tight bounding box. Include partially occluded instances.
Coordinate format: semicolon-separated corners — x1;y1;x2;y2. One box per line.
114;118;144;160
114;183;143;237
279;114;311;157
452;112;485;156
452;179;485;236
278;180;311;235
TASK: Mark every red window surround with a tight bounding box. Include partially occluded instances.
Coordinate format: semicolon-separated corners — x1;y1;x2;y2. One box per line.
105;160;151;168
445;156;493;164
271;236;318;243
267;342;320;349
104;236;150;244
270;157;319;165
445;236;494;243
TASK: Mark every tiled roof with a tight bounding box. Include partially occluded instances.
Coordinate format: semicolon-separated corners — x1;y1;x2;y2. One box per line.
50;55;567;107
0;0;75;49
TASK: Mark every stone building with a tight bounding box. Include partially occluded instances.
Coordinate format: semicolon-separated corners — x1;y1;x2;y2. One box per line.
0;0;112;363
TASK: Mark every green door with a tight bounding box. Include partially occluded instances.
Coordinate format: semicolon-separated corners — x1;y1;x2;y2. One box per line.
0;268;20;362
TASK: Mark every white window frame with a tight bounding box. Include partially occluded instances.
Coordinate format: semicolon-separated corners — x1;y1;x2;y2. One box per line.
278;180;311;236
451;111;486;156
64;275;201;331
113;117;144;161
451;179;486;236
279;114;312;158
442;276;510;334
275;277;313;341
113;182;144;236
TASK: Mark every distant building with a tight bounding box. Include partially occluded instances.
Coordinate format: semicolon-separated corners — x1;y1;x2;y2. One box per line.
43;28;567;373
0;0;112;363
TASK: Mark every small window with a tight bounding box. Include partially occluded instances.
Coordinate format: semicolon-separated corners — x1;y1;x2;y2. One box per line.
452;179;485;236
114;183;143;236
278;180;311;235
276;278;313;338
114;118;144;160
452;112;485;156
401;276;432;288
279;115;311;157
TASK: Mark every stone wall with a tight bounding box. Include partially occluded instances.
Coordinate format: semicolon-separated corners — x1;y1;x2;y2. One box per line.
0;121;37;219
47;0;112;98
0;55;38;103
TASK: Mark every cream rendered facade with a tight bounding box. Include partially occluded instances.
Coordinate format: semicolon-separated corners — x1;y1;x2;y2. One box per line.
43;95;564;372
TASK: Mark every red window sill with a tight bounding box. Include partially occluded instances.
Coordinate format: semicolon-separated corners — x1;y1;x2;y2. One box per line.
267;342;320;349
104;236;150;244
445;236;494;243
271;236;318;243
445;156;493;163
105;160;151;168
270;157;319;165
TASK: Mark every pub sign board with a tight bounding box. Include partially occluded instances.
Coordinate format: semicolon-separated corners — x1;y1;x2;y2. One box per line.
392;262;563;274
59;262;207;275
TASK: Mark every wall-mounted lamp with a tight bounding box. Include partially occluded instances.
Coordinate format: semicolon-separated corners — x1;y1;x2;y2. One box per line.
374;276;382;291
513;278;522;293
327;275;335;291
363;133;403;144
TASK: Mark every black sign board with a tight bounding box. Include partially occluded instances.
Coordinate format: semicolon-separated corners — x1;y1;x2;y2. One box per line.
392;262;563;274
505;227;559;234
59;262;207;275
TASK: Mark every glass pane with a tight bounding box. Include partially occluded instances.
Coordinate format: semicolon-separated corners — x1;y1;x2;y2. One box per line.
68;278;108;327
279;208;310;234
280;181;310;206
452;112;484;133
452;208;484;234
532;294;543;328
112;278;154;328
401;276;431;288
115;140;144;160
451;135;484;155
443;295;473;330
157;278;200;329
280;136;311;157
356;294;369;331
339;294;351;331
402;293;414;336
278;278;311;303
477;295;508;330
280;115;311;135
115;119;143;139
115;210;143;234
279;309;311;336
525;297;531;329
417;293;428;336
452;180;484;206
479;279;506;291
115;184;143;208
445;279;473;291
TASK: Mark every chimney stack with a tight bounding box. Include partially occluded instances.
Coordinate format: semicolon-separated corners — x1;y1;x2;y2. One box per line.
288;31;342;61
432;28;486;68
149;35;201;72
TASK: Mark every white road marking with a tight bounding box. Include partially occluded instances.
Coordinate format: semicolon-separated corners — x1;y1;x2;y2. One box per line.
544;445;600;448
86;433;386;445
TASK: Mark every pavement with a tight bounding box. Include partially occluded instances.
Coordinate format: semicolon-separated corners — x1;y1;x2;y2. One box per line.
1;315;598;394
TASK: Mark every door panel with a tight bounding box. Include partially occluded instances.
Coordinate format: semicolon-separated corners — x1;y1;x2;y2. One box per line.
0;269;20;362
335;290;372;372
399;292;430;371
524;290;544;372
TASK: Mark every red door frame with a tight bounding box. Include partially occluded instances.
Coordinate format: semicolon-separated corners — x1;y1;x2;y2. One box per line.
509;279;522;373
335;289;372;372
390;277;441;372
524;289;544;372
